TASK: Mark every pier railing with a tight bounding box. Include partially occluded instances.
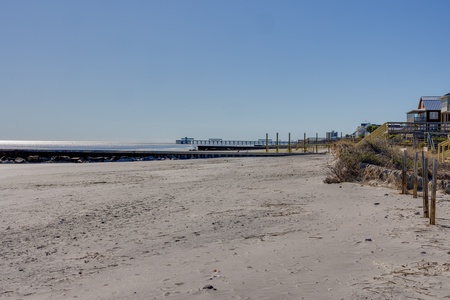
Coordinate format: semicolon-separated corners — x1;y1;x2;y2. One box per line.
177;139;295;146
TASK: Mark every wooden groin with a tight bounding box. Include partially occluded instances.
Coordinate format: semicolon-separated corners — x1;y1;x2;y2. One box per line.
0;149;324;164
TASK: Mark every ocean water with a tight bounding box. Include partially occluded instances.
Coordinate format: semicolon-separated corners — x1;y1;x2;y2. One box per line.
0;140;194;152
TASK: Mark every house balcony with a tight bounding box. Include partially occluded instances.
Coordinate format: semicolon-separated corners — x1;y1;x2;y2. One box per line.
388;122;450;134
407;116;426;123
414;117;427;122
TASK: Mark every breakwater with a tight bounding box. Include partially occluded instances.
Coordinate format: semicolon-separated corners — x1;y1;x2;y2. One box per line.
0;149;321;164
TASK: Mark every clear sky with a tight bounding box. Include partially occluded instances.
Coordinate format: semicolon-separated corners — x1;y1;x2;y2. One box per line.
1;0;449;142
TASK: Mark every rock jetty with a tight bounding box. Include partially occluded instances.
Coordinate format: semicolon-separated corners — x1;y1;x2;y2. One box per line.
0;154;159;164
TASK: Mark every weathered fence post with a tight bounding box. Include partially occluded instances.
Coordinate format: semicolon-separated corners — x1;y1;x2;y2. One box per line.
402;150;407;194
315;133;318;153
413;152;418;198
276;132;279;153
266;133;269;153
430;158;438;225
303;133;306;153
423;157;429;218
288;132;291;153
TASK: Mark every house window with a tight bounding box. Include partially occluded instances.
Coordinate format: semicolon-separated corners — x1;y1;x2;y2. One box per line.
429;112;439;120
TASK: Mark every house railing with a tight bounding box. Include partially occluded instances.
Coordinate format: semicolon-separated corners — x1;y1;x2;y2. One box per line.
357;122;450;147
438;139;450;162
386;122;450;134
414;117;427;122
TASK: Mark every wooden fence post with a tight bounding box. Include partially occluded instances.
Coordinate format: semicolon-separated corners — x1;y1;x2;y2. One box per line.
423;157;429;218
402;150;407;194
288;132;291;153
413;152;418;198
303;133;306;153
276;132;279;153
430;158;437;225
315;133;318;153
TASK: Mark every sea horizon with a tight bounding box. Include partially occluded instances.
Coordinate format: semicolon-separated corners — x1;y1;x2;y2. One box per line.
0;140;194;152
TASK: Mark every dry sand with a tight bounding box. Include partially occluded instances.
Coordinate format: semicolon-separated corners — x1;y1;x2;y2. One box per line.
1;154;450;300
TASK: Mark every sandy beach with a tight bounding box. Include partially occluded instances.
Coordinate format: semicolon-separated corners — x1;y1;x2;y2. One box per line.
1;154;450;299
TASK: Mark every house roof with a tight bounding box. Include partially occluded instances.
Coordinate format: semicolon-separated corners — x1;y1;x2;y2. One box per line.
418;97;441;110
422;100;441;110
421;96;440;101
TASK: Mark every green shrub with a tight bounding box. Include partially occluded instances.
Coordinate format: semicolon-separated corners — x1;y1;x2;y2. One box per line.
366;125;380;133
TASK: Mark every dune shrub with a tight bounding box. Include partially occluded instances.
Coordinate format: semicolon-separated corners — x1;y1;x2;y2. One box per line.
325;140;405;183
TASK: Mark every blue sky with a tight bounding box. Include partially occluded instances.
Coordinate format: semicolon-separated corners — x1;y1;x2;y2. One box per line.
1;0;449;142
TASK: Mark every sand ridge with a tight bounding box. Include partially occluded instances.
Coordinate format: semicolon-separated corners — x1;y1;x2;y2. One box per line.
1;155;450;299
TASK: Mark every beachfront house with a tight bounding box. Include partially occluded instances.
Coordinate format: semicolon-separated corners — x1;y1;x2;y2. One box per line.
354;122;371;137
406;96;441;123
440;93;450;122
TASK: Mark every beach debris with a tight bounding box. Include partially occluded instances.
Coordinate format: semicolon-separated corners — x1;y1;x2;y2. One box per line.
14;157;26;164
374;202;380;205
384;193;389;196
365;238;373;242
203;285;216;290
28;155;44;162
